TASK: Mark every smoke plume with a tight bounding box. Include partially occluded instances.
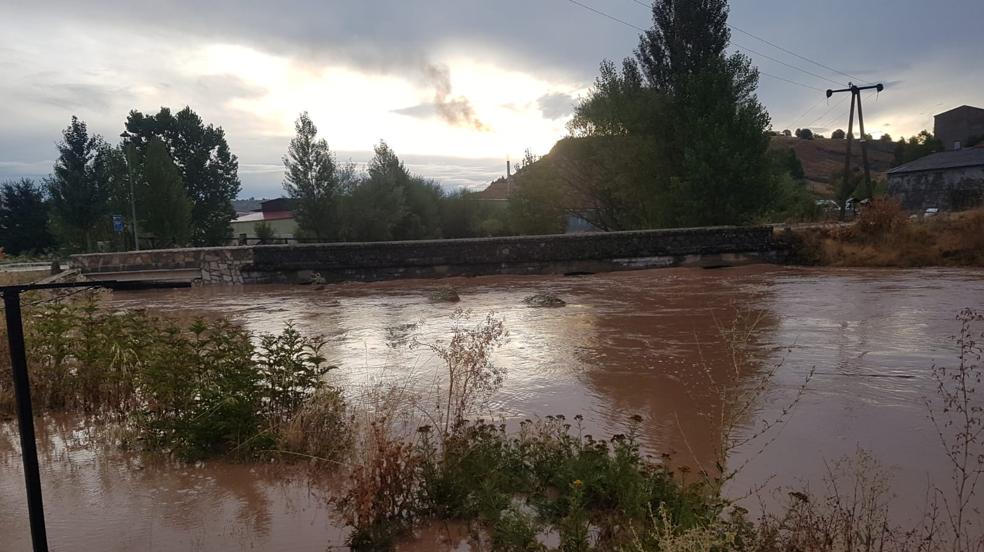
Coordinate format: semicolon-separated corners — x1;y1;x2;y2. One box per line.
423;63;489;131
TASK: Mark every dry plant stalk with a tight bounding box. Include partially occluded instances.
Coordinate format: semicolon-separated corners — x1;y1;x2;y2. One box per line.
412;309;506;436
686;306;814;485
926;308;984;552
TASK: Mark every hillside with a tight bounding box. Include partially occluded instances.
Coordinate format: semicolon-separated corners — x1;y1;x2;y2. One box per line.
769;135;895;197
477;135;898;200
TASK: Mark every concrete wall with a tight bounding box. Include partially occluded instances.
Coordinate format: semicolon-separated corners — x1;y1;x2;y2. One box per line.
887;166;984;211
72;226;780;285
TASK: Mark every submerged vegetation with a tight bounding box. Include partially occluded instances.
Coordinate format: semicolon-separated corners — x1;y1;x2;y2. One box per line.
0;294;349;460
3;291;981;551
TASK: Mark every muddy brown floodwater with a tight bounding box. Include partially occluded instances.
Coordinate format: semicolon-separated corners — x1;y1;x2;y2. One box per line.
2;265;984;551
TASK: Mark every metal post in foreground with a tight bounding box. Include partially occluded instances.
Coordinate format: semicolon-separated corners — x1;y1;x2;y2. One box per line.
3;289;49;552
2;279;191;552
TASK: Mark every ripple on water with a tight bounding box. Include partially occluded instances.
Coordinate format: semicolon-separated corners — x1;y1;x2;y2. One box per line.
3;266;981;548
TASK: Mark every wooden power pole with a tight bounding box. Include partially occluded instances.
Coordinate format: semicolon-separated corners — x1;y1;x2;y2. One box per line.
827;82;884;218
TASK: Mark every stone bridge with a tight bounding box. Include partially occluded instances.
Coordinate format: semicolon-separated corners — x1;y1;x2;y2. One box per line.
70;226;783;285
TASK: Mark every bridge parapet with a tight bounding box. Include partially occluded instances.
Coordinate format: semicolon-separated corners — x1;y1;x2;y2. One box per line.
71;226;782;285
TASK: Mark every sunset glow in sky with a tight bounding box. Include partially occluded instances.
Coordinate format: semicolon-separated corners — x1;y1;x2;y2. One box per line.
2;0;983;196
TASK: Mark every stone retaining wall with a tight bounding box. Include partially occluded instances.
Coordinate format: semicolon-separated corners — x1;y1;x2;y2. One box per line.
71;226;780;285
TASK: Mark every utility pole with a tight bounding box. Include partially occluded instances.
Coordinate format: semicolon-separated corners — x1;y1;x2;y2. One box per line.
827;82;884;219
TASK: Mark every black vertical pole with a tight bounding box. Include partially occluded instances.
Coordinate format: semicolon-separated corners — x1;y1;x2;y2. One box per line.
856;89;873;199
3;289;50;552
841;88;857;221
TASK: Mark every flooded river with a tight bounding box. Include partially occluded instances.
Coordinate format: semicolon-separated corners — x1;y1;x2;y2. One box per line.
3;266;983;550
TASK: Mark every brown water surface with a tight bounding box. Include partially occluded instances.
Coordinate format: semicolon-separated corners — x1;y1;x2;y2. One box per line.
2;266;983;550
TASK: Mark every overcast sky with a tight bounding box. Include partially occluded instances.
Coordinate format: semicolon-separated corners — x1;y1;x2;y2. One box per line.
2;0;982;198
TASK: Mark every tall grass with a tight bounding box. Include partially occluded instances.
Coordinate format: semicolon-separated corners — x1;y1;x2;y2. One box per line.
790;201;984;267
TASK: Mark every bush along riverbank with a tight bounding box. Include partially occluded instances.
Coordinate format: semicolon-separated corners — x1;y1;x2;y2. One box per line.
1;294;983;551
784;201;984;267
0;293;351;460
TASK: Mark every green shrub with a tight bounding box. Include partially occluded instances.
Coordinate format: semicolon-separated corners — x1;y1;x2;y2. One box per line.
256;322;332;429
346;415;721;551
136;318;266;459
0;296;347;461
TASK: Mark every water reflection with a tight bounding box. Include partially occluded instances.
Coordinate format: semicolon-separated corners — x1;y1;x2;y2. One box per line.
2;266;982;549
1;417;344;551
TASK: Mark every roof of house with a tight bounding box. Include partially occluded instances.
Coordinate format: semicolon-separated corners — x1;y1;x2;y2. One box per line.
935;105;984;119
474;178;512;201
886;148;984;175
231;211;295;223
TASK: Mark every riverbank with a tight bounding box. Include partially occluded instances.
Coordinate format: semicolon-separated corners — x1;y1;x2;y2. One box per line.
785;203;984;267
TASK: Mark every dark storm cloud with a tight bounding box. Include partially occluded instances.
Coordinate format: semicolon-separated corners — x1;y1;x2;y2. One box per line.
4;0;984;196
29;83;130;111
2;0;640;82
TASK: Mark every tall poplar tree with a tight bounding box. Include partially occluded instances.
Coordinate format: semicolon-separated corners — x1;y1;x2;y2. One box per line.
568;0;774;228
282;112;353;241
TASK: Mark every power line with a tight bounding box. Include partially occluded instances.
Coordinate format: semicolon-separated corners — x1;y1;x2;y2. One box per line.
812;101;847;129
759;72;824;93
781;96;828;131
568;0;646;31
805;94;851;128
729;40;844;87
728;26;867;85
563;0;826;92
627;0;869;85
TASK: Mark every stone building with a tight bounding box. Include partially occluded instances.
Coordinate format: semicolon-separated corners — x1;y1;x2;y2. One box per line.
935;105;984;151
886;147;984;211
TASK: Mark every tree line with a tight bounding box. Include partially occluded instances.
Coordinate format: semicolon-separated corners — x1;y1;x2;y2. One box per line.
280;112;509;242
0;0;955;257
0;108;514;257
0;107;239;256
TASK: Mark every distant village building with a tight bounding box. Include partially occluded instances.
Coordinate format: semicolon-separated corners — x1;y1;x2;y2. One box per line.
229;198;299;243
886;147;984;212
935;105;984;151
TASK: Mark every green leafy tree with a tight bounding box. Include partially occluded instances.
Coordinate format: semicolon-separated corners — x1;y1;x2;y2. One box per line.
795;128;815;140
568;0;774;228
0;178;55;255
397;177;444;240
92;143;139;249
48;116;109;251
831;129;846;140
122;106;240;246
894;130;943;166
283;112;354;241
770;147;805;181
439;190;511;238
339;141;411;241
139;138;193;247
